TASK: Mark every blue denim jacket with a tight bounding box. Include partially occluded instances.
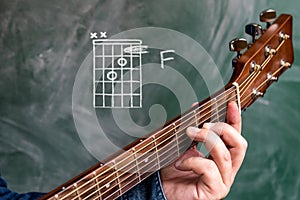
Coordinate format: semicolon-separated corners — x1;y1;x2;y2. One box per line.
0;172;167;200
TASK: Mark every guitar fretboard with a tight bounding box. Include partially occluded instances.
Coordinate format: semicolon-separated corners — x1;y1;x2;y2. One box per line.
47;85;240;200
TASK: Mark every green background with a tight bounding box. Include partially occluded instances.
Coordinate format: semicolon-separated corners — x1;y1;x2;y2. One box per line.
0;0;299;199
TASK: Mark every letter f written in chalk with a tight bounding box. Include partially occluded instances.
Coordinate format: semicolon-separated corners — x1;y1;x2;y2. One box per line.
160;50;175;69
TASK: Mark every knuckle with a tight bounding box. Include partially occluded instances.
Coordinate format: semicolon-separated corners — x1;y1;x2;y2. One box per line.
240;137;248;150
205;159;217;172
223;150;231;162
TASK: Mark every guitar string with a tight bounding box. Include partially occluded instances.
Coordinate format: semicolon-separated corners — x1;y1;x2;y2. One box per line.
239;39;287;98
88;63;285;200
58;86;239;200
76;97;236;200
59;37;288;199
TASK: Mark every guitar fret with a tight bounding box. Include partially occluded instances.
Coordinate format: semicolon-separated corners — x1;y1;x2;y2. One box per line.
193;109;199;127
132;148;142;183
159;144;179;168
152;135;161;169
134;137;159;176
137;152;158;172
73;183;81;200
93;164;120;200
112;160;122;196
172;123;180;157
210;98;219;122
93;171;102;200
113;149;140;195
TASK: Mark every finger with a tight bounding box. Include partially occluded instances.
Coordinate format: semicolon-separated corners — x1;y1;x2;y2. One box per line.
186;126;232;187
192;102;199;107
162;146;203;180
175;156;225;190
226;101;242;133
209;122;248;179
175;145;204;164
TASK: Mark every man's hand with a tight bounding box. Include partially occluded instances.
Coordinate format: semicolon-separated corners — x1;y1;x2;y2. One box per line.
160;101;248;200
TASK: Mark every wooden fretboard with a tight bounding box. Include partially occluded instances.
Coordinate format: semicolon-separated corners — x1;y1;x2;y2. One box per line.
42;86;240;200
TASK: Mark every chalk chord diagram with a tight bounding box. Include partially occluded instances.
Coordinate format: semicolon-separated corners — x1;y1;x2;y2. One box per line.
93;39;147;108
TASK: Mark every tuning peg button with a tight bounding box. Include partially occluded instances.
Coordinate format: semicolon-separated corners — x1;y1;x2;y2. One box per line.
229;38;248;58
245;23;263;43
252;88;264;98
260;9;277;28
229;38;248;68
281;60;291;68
267;73;278;82
265;46;277;57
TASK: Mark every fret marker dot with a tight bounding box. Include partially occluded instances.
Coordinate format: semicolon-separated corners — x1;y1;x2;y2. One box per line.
144;158;148;163
106;183;110;188
55;194;59;199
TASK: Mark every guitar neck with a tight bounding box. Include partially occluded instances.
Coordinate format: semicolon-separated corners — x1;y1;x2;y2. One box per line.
41;85;240;200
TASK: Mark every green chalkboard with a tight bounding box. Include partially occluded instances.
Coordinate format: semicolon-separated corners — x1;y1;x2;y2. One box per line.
1;0;299;199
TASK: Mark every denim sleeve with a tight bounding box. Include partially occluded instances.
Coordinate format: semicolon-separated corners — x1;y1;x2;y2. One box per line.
0;177;45;200
0;171;167;200
118;171;167;200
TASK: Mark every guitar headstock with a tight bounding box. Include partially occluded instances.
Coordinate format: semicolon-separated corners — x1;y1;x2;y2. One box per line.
229;10;294;111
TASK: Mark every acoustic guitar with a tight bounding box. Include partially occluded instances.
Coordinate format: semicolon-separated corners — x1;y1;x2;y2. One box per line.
40;10;294;200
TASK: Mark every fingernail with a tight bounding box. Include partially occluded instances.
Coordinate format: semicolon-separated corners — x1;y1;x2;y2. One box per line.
230;101;238;108
186;127;200;136
203;122;215;129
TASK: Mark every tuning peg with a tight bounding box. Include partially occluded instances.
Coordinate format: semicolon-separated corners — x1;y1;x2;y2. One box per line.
229;38;248;58
260;9;276;28
245;23;263;43
229;38;247;68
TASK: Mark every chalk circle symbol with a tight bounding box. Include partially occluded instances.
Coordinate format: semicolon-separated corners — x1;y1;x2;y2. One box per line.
117;57;127;67
123;45;148;54
107;71;118;81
